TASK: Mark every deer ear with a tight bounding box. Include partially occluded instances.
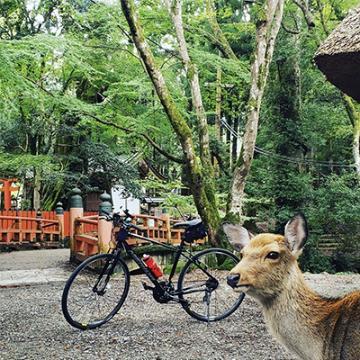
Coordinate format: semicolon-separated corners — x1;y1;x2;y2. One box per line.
284;214;308;256
223;223;253;251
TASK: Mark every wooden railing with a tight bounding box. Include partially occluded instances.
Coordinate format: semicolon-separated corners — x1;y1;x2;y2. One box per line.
73;214;99;258
72;213;206;260
0;209;94;248
0;210;62;245
0;189;208;258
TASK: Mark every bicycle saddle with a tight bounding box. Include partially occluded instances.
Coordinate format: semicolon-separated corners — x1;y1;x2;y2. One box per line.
172;218;202;229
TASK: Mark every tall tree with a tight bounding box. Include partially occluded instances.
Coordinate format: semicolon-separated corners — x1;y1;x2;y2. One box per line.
120;0;221;243
228;0;285;218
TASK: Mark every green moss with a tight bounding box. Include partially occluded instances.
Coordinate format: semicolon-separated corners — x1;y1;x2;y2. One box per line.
163;259;187;275
222;212;241;224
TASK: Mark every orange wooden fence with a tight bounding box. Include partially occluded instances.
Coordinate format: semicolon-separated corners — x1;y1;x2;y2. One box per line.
0;210;95;246
0;208;207;258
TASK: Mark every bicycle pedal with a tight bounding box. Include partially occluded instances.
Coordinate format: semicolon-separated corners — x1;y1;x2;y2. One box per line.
142;282;154;291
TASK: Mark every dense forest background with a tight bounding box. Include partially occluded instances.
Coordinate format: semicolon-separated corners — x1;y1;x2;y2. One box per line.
0;0;359;271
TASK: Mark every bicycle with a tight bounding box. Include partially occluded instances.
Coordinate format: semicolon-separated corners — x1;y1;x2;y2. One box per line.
61;210;245;330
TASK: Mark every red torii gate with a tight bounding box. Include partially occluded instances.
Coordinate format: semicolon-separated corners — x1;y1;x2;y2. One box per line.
0;178;20;210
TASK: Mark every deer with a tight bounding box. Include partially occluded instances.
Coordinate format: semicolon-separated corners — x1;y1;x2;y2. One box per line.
224;214;360;360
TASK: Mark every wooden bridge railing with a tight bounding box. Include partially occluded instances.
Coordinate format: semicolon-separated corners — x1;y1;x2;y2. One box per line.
72;213;201;260
0;205;95;248
70;190;206;261
0;188;206;255
0;209;63;246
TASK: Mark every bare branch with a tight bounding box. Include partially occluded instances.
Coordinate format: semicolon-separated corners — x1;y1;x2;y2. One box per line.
293;0;315;29
25;77;55;97
281;22;300;34
83;112;185;164
83;44;141;61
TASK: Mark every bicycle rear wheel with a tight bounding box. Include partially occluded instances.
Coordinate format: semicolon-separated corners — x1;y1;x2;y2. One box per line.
178;248;245;322
62;253;130;330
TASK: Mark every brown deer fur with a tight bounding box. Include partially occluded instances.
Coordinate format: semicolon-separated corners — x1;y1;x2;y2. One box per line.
224;215;360;360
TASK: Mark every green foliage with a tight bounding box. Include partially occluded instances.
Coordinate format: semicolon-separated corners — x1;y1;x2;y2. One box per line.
299;236;335;274
0;0;359;272
163;259;187;275
140;179;197;217
245;0;359;272
306;174;360;235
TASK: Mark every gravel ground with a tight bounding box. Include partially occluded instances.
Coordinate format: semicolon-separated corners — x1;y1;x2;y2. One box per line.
1;271;359;360
0;249;69;271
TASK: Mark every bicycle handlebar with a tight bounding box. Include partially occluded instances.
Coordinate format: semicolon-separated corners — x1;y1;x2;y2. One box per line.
123;209;134;219
102;210;147;235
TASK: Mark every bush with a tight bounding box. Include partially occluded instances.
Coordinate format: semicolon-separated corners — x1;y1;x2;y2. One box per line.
299;235;334;273
303;173;360;273
332;251;360;273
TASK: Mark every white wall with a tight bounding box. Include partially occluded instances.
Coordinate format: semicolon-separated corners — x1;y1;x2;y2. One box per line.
111;186;140;215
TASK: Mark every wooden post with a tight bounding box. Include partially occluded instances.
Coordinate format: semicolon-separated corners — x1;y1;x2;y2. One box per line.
55;202;65;242
161;209;171;243
69;188;83;256
98;191;113;254
0;178;19;210
36;210;42;242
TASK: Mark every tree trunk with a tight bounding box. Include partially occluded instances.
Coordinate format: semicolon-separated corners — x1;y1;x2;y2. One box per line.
120;0;220;243
215;66;222;140
228;0;285;218
205;0;238;61
232;115;239;166
33;168;41;210
166;0;218;205
354;124;360;176
292;0;315;28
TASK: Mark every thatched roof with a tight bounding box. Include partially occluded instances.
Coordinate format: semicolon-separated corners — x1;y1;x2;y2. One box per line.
314;7;360;102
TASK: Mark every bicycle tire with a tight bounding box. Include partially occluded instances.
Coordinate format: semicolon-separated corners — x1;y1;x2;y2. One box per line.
62;253;130;330
178;248;245;322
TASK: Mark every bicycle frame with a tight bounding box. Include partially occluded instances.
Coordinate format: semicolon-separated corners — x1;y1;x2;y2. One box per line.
62;216;244;329
114;226;216;298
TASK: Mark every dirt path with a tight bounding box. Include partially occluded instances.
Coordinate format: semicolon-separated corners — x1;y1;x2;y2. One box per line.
0;249;69;271
1;271;359;360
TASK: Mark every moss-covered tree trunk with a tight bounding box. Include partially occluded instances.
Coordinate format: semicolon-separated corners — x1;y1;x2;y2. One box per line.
166;0;219;225
120;0;220;244
215;66;222;140
205;0;238;61
228;0;285;220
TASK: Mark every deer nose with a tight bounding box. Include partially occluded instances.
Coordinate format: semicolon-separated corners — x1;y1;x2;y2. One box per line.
227;274;240;288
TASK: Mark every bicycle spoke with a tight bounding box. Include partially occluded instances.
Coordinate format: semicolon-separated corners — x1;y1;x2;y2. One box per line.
62;254;130;330
178;248;245;322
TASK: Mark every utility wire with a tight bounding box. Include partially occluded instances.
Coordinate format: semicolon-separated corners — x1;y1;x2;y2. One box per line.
220;118;355;169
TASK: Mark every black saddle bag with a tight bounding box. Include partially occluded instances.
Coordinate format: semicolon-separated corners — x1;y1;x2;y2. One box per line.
183;222;208;243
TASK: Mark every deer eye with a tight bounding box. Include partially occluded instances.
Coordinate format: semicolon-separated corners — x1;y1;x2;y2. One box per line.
266;251;280;260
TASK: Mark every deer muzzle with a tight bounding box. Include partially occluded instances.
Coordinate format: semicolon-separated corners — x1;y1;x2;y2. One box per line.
227;274;240;288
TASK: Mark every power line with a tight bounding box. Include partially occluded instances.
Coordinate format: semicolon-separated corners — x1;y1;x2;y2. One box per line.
220;118;355;169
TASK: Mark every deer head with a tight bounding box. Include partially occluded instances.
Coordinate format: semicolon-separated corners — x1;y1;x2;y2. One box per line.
225;214;308;304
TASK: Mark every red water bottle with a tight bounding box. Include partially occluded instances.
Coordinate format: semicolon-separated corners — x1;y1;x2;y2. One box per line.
143;254;163;279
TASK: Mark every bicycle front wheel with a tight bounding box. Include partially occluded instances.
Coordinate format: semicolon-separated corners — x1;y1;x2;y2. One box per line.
178;248;245;322
62;253;130;330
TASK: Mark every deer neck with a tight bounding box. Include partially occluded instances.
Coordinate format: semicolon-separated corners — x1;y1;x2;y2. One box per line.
260;265;328;360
